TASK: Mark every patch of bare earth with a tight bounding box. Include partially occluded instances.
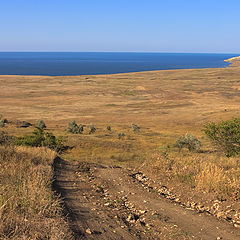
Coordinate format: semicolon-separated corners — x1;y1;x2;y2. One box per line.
53;158;240;240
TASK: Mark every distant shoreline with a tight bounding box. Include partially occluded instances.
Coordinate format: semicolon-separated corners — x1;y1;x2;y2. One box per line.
225;56;240;62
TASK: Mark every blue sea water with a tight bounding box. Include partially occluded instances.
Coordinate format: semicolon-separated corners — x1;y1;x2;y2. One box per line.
0;52;238;76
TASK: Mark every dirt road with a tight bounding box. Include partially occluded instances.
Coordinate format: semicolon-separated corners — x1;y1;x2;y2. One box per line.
53;157;240;240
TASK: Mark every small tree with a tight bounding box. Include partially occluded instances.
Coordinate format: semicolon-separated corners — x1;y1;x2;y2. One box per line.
36;119;46;129
175;133;201;152
203;118;240;157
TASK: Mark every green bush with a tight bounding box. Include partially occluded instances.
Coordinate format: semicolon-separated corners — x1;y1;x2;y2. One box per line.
36;119;46;129
175;133;201;152
14;128;66;153
203;118;240;157
67;120;83;134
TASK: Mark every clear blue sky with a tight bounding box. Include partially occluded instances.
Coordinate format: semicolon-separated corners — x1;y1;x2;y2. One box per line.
1;0;239;53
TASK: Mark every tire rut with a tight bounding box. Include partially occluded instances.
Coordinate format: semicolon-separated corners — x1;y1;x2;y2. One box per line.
53;157;149;240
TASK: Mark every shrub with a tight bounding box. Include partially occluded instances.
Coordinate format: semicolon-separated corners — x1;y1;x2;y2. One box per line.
175;133;201;152
107;125;111;131
89;124;96;134
0;131;12;145
14;128;66;153
203;118;240;157
36;119;46;129
0;120;4;128
0;118;8;127
132;123;140;132
118;132;125;139
67;120;84;134
2;118;8;123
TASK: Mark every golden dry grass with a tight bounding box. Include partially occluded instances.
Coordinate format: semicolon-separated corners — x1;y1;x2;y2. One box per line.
0;146;73;240
146;146;240;200
1;64;240;134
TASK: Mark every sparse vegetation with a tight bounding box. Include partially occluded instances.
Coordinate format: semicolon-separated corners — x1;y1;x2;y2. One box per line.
0;131;12;145
174;133;201;152
203;118;240;157
0;120;4;128
118;132;125;139
132;123;140;132
14;127;66;153
89;123;96;134
67;120;84;134
0;117;8;128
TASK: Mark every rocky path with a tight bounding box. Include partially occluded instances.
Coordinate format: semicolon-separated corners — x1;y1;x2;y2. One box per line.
53;157;240;240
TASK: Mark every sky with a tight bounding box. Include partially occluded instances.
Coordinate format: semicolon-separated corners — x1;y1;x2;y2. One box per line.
0;0;239;53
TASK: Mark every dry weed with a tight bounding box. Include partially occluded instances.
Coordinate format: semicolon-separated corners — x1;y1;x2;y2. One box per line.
0;146;73;240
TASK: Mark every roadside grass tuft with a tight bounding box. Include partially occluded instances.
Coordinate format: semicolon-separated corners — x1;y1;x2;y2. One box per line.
0;146;73;240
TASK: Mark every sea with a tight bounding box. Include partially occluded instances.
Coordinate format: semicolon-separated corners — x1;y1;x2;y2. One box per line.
0;52;238;76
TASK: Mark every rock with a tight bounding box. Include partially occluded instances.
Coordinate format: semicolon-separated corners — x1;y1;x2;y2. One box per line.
216;212;224;218
139;210;147;214
234;224;240;228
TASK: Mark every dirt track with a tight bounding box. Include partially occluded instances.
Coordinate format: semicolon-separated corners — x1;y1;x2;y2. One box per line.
53;157;240;240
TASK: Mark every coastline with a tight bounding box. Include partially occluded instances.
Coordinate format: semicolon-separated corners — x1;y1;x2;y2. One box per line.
224;56;240;67
225;56;240;62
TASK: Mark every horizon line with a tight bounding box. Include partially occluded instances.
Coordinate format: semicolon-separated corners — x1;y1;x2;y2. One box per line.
0;51;239;55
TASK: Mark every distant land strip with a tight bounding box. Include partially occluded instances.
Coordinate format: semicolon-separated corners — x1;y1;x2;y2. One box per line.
225;56;240;62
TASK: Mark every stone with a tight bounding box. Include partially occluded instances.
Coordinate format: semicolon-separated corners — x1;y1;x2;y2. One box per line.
86;228;92;234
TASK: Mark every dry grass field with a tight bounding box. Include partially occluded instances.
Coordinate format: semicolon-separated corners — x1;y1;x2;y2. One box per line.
1;61;240;131
1;59;240;238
